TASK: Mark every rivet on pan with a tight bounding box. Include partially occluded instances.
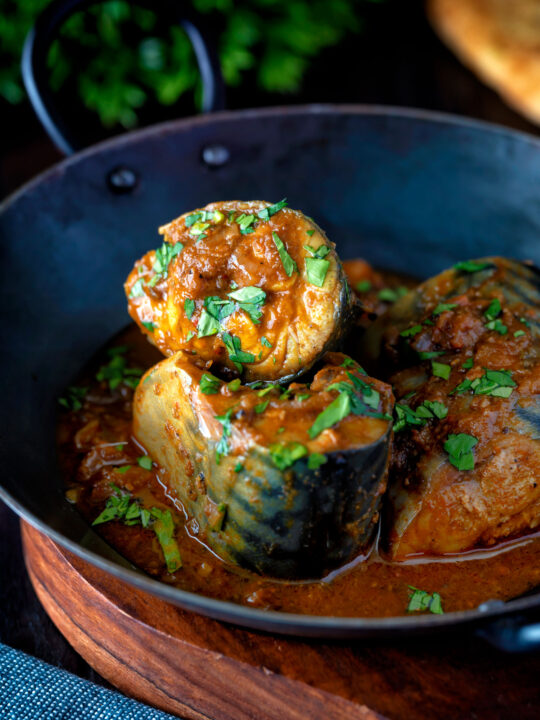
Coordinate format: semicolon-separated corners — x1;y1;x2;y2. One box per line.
477;599;506;613
201;144;230;168
107;166;139;194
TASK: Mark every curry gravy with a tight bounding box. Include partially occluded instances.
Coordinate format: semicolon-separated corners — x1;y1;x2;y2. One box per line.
57;324;540;617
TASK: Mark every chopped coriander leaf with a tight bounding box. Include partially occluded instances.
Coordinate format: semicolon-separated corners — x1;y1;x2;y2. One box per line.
152;241;183;276
269;442;307;470
341;357;357;368
141;321;155;332
418;350;445;360
307;453;327;470
261;336;272;348
236;213;256;234
150;508;182;572
222;333;255;370
304;244;330;259
92;489;131;525
215;407;235;461
200;373;221;394
129;278;146;298
185;212;202;227
306;257;330;287
114;465;131;474
356;279;372;293
137;455;153;470
378;287;408;303
257;384;280;397
272;232;297;277
462;358;474;369
306;229;315;236
58;385;88;411
485;318;508;335
234;462;244;473
433;303;457;316
115;444;126;451
190;221;211;237
227;378;241;392
197;309;221;338
432;361;451;380
257;198;287;220
255;400;270;414
484;298;501;321
296;393;310;401
451;369;515;398
393;403;425;433
520;317;532;328
186;331;196;341
228;286;265;304
400;324;423;338
184;298;195;319
454;260;490;273
277;427;285;433
346;372;380;410
407;587;444;614
96;353;144;391
308;392;351;439
204;296;236;323
444;433;478;471
514;330;526;338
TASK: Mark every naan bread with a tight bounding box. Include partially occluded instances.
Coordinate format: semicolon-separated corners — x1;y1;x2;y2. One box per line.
428;0;540;125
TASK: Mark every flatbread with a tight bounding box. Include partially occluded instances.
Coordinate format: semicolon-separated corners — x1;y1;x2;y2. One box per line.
428;0;540;125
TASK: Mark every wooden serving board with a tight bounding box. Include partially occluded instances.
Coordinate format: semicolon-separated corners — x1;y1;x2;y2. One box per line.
21;520;540;720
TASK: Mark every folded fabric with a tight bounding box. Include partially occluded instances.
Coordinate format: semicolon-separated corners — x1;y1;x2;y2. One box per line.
0;643;178;720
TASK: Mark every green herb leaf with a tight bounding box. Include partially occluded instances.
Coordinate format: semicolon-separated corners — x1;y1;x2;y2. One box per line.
197;309;221;337
228;286;266;304
418;351;445;360
257;198;287;220
400;324;423;338
184;298;195;319
484;298;501;321
269;442;307;470
150;508;182;573
272;232;297;277
215;407;235;461
141;321;155;332
261;336;272;348
152;241;183;277
305;257;330;287
137;455;153;470
255;400;269;414
129;278;146;298
227;378;242;392
444;433;478;471
222;333;255;370
433;303;458;316
58;385;88;411
462;358;474;369
378;287;408;303
485;318;508;335
432;361;451;380
355;280;372;293
454;260;490;273
307;453;327;470
308;392;351;439
304;244;330;259
514;330;526;338
306;229;315;237
200;372;221;394
234;462;244;473
96;352;143;391
407;587;444;614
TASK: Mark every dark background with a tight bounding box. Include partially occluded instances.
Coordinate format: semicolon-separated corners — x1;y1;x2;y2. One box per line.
1;0;539;692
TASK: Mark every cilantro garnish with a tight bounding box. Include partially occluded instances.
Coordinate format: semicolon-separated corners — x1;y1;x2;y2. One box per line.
234;462;244;473
433;303;457;316
215;407;235;462
227;378;241;392
407;587;444;614
58;386;88;411
418;351;445;360
184;298;195;319
254;400;269;414
197;309;221;338
96;347;144;391
513;329;525;338
257;198;288;221
451;368;516;398
484;298;501;321
307;453;327;470
378;287;408;303
129;278;146;298
137;455;153;470
227;286;266;323
432;361;451;380
152;241;183;278
269;441;307;470
305;257;330;287
272;232;298;277
306;229;315;237
356;280;372;293
236;213;256;234
393;400;447;433
462;358;474;369
444;433;478;471
304;244;330;259
92;485;182;572
141;321;155;332
308;392;351;439
261;336;272;348
222;333;255;371
454;260;490;273
200;372;221;395
400;324;423;338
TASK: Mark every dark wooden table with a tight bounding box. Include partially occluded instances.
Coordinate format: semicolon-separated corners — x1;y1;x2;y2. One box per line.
1;0;539;715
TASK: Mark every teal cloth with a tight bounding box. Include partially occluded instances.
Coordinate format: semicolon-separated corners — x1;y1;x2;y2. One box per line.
0;643;178;719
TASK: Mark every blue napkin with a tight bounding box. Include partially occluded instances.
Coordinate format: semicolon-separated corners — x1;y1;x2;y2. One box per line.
0;643;178;719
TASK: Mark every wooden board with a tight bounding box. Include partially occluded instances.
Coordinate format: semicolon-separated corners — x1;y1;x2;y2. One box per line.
21;520;540;720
